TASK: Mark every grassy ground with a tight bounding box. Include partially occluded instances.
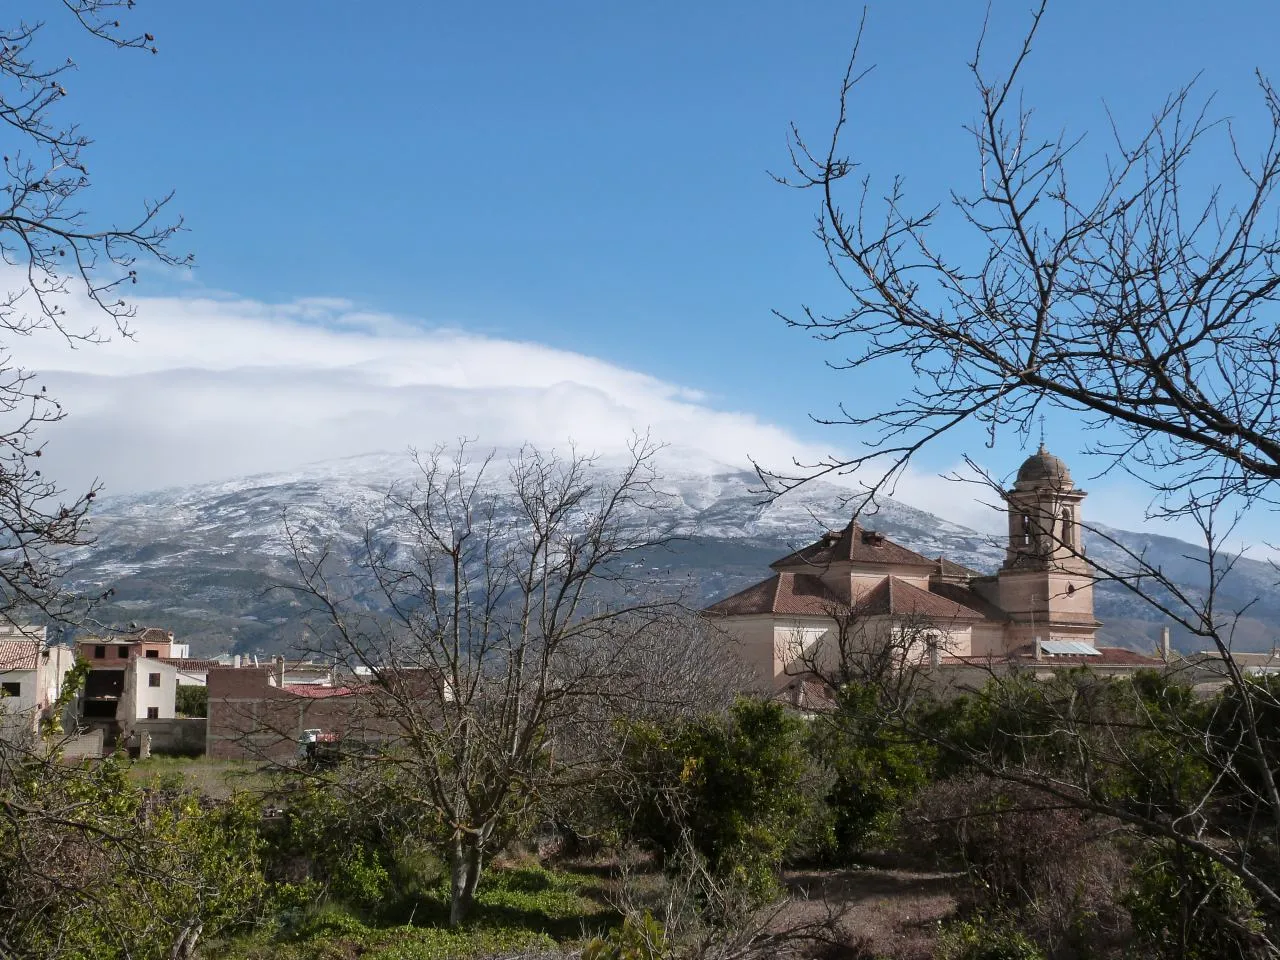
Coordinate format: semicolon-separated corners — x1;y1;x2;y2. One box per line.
215;865;615;960
125;755;270;798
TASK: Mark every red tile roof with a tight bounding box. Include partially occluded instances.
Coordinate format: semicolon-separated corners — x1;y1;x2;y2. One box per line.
0;639;40;672
776;674;837;712
282;683;357;698
704;573;846;617
935;556;985;579
854;576;987;621
162;658;219;671
927;581;1008;621
772;521;937;571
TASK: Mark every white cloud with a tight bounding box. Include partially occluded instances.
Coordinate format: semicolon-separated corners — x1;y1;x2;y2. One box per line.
16;284;842;498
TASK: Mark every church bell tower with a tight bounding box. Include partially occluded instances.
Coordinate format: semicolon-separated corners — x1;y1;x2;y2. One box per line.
994;445;1098;650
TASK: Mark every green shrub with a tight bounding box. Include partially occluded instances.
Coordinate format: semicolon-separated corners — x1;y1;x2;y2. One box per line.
936;916;1045;960
617;698;815;900
808;682;934;858
584;912;668;960
1126;843;1268;960
176;684;209;717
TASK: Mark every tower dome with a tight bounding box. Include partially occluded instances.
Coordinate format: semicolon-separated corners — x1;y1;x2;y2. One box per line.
1016;444;1072;486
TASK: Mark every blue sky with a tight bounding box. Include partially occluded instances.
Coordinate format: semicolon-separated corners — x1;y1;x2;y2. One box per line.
26;1;1280;540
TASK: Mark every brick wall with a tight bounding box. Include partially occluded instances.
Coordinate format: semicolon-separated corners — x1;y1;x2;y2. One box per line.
206;667;396;761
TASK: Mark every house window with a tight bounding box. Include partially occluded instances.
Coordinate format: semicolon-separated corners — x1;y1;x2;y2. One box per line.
117;646;129;658
148;672;161;688
1;681;19;698
146;707;159;720
94;645;105;659
145;649;159;658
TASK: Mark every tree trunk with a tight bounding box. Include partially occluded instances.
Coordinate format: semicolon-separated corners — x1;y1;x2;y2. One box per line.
463;844;483;904
449;838;484;926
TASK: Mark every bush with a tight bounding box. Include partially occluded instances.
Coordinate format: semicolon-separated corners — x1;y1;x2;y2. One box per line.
616;698;816;900
583;912;668;960
936;916;1045;960
176;684;209;717
807;682;934;859
1126;843;1269;960
906;776;1132;955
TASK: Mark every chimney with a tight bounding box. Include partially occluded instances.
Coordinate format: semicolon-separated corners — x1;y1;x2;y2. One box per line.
1034;636;1043;661
929;642;941;668
233;654;241;669
274;654;285;687
1161;626;1171;662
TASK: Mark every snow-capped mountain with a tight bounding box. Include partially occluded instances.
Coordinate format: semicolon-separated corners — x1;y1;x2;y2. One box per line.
57;451;1280;657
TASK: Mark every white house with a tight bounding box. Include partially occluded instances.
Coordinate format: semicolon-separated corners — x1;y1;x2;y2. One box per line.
0;627;76;737
121;657;179;723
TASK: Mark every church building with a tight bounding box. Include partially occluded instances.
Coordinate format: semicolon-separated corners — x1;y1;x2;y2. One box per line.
704;447;1154;686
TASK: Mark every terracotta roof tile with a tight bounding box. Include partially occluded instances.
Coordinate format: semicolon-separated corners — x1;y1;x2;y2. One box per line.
935;556;985;579
0;640;40;672
855;576;987;621
772;521;936;571
282;684;357;698
927;581;1008;621
161;658;218;671
704;573;844;617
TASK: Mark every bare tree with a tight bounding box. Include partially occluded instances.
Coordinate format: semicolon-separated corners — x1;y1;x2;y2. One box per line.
772;1;1280;940
284;438;710;925
0;2;187;621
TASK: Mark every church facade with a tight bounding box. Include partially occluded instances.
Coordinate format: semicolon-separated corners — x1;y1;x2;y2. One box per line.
704;447;1151;687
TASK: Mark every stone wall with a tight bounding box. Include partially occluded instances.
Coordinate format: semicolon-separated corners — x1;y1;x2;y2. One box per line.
130;717;207;756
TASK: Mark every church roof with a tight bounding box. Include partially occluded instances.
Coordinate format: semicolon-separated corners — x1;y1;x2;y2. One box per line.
771;521;936;571
1016;444;1072;486
855;577;988;621
927;580;1009;620
704;573;845;617
704;573;996;624
935;556;985;579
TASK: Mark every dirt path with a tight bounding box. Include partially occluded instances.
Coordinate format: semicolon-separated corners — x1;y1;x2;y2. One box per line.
779;866;964;960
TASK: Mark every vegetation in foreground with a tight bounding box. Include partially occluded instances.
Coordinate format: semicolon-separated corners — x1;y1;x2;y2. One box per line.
9;669;1280;960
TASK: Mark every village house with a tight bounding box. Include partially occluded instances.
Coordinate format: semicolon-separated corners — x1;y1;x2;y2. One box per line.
705;447;1162;688
0;625;76;738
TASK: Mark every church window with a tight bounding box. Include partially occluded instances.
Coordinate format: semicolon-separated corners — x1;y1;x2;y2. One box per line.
1062;509;1074;549
1021;513;1031;546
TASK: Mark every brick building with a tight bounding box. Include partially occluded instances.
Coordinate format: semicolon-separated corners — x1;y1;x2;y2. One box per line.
205;666;394;761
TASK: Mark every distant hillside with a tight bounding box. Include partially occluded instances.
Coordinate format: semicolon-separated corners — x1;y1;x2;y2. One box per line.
56;452;1279;658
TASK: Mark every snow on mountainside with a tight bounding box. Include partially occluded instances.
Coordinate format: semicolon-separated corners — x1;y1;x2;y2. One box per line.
56;451;1280;657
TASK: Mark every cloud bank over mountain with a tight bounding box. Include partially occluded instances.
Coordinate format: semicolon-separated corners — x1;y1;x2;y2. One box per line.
6;274;1239;544
23;284;862;494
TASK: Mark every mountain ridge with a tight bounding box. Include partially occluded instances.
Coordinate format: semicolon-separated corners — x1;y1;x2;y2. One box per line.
58;452;1278;658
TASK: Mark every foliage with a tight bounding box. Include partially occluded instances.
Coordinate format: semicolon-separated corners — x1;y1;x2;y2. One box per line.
935;916;1046;960
809;681;935;858
583;912;669;960
1126;843;1270;960
0;752;267;959
617;698;814;900
261;775;436;916
176;683;209;718
215;919;558;960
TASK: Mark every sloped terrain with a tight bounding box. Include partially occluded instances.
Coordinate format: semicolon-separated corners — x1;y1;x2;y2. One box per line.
56;451;1280;657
